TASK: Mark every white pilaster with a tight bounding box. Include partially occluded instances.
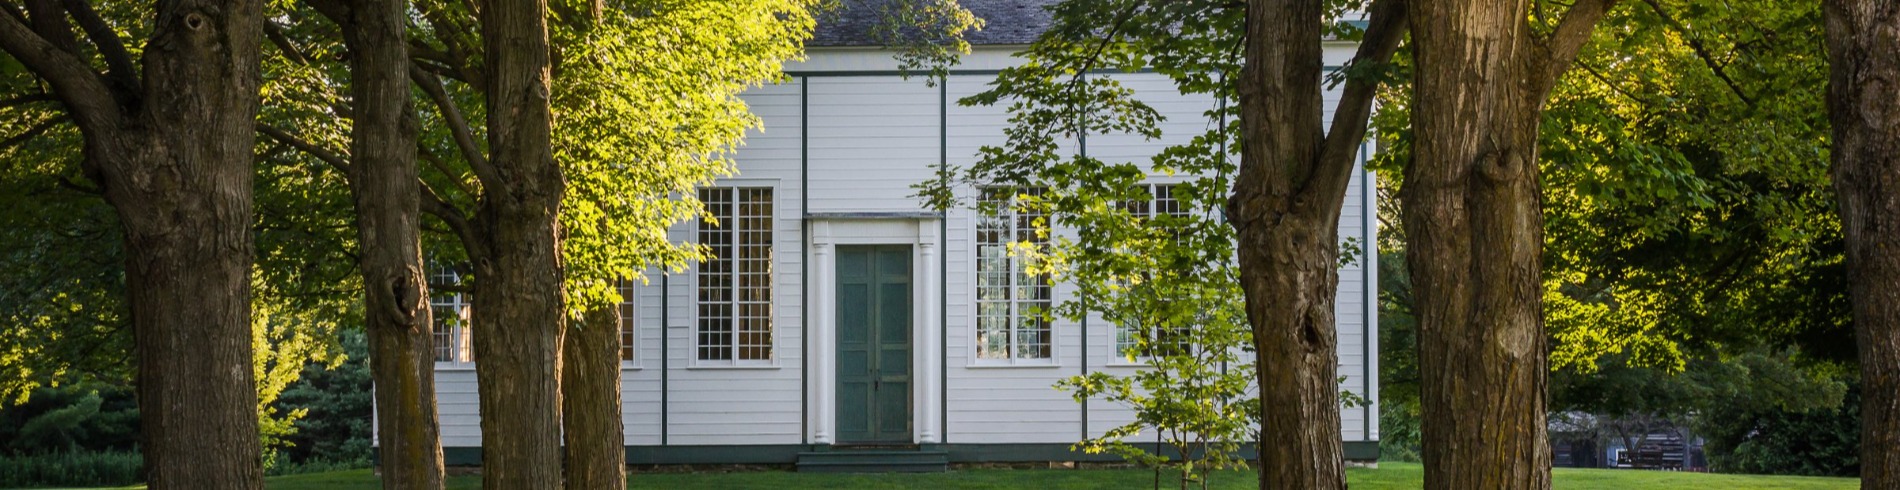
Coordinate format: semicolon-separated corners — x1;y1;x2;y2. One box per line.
916;224;942;444
811;221;835;445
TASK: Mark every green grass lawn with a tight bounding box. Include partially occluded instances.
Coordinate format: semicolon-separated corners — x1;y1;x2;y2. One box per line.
235;463;1862;490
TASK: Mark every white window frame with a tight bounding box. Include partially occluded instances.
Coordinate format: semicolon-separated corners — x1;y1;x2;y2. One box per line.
970;187;1057;367
616;278;641;369
1107;182;1197;366
429;266;473;368
691;185;778;367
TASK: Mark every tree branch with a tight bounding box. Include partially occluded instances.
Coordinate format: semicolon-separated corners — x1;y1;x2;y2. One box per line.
22;0;75;54
1307;0;1408;206
408;39;457;68
420;180;478;250
55;173;100;194
0;2;23;23
56;0;136;91
418;141;478;199
411;57;471;85
1069;2;1142;83
1536;0;1620;95
263;21;313;66
409;65;499;187
0;91;54;110
0;113;65;152
256;122;353;174
1576;59;1650;105
304;0;349;28
414;0;483;89
0;0;118;130
1637;0;1753;108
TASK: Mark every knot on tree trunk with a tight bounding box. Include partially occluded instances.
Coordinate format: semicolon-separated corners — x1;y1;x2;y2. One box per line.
1476;147;1528;184
1300;313;1324;353
383;275;421;327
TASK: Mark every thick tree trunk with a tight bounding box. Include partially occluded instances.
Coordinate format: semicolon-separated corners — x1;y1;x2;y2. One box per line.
1233;0;1344;488
1229;1;1405;488
563;304;626;489
466;187;567;490
0;0;270;486
1404;0;1610;487
470;0;568;487
1235;220;1348;489
332;0;447;486
1404;6;1550;488
1821;1;1900;485
112;134;264;490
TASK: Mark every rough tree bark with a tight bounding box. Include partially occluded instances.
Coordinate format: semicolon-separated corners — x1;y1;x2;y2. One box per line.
306;0;450;486
1402;0;1612;487
1820;1;1900;486
0;1;265;488
1227;1;1405;488
563;303;626;489
469;0;569;487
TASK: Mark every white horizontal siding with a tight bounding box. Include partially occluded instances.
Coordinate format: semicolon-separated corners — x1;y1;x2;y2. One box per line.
806;76;940;214
432;369;481;448
731;80;804;180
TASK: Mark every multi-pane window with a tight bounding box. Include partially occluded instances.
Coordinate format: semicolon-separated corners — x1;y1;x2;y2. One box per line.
429;266;472;363
1119;182;1183;219
1115;183;1192;359
618;279;636;362
976;187;1053;361
697;187;775;363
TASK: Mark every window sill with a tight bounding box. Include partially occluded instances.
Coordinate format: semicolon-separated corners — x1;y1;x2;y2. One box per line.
685;364;782;370
964;362;1062;369
434;363;476;372
619;363;644;371
1102;361;1157;368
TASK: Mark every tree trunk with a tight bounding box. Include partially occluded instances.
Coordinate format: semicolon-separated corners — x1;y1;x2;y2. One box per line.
0;0;268;487
1821;1;1900;485
1229;1;1405;488
332;0;447;486
1404;9;1551;489
112;135;263;490
1404;0;1611;487
470;0;568;487
466;171;568;490
1235;220;1348;490
563;303;626;489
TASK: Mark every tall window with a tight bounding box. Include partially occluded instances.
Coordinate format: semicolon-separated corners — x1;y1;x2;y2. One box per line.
1115;183;1192;359
618;279;636;362
697;187;775;362
429;266;472;363
976;187;1053;361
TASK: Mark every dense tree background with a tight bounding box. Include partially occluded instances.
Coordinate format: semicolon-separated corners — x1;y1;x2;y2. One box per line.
1374;0;1860;477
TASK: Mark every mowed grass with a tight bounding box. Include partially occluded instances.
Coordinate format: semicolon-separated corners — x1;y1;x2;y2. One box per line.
233;463;1863;490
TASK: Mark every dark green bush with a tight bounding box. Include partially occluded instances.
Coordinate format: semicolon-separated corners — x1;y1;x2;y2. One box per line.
267;455;374;476
0;450;142;488
272;330;373;471
0;384;140;456
1702;386;1861;477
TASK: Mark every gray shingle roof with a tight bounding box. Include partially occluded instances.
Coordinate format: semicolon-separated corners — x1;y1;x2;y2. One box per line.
810;0;1059;47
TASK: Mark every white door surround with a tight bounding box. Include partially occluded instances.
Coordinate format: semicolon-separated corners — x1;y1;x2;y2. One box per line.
807;216;943;445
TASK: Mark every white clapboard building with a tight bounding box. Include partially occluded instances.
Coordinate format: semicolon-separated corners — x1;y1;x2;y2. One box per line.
417;0;1379;470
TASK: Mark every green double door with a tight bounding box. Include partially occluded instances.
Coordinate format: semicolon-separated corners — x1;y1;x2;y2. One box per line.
835;245;913;444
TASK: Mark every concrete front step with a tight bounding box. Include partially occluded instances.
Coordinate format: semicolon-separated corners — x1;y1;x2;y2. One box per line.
795;449;949;473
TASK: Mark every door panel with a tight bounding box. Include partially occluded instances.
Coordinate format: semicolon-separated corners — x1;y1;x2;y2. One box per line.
836;245;913;443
